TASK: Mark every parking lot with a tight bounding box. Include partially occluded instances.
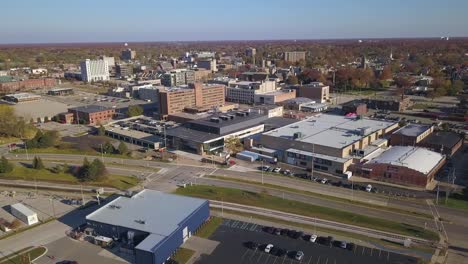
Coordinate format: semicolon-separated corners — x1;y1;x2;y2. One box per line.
196;219;419;264
0;190;88;236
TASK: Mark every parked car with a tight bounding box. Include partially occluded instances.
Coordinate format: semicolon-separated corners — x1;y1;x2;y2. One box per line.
263;226;274;234
366;184;372;192
321;178;328;184
310;234;318;243
264;244;274;253
295;251;304;261
280;228;289;236
274;228;281;235
293;231;303;239
346;243;355;251
340;241;347;249
273;167;281;173
283;169;291;175
275;248;287;257
244;241;258;250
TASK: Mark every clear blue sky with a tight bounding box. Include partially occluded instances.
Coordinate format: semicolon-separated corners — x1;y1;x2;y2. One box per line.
1;0;467;44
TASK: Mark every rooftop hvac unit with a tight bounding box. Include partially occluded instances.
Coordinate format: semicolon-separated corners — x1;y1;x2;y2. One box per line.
293;132;302;140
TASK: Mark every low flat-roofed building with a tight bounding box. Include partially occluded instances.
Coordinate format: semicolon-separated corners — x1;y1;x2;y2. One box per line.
300;102;328;113
351;146;445;188
47;87;74;96
105;126;161;149
260;114;399;174
254;89;296;104
86;190;210;264
342;101;367;116
167;110;268;154
68;105;115;125
363;96;412;112
280;97;315;110
4;93;41;103
390;124;434;146
290;82;330;103
419;131;464;157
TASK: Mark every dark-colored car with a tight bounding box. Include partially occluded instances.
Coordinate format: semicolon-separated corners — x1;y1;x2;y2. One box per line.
292;231;303;239
287;230;297;238
275;248;287;257
244;241;258;250
274;228;281;235
346;243;355;251
280;228;289;236
263;226;274;234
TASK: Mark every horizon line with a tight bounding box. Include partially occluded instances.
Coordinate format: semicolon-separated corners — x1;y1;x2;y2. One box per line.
1;36;467;47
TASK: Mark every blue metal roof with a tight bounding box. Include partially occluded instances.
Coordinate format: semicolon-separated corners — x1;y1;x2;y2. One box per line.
86;190;207;252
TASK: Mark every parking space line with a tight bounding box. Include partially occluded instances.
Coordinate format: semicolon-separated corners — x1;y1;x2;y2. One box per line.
361;246;365;255
378;248;381;258
256;251;264;263
370;247;373;257
324;258;328;264
281;254;287;264
249;249;258;261
315;256;320;264
240;222;249;229
241;249;250;261
250;224;258;231
354;245;358;254
263;254;272;264
232;221;239;228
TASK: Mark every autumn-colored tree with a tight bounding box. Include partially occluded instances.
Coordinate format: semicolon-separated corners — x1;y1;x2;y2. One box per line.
286;75;299;85
379;67;393;80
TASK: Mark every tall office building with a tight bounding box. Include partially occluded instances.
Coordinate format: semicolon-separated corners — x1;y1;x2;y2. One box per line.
80;59;110;82
197;59;217;72
161;69;195;87
121;48;136;61
245;47;257;65
284;51;306;63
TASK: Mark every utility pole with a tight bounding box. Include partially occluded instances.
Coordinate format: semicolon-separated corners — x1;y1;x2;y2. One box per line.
311;144;315;180
81;184;85;206
261;159;264;185
436;184;439;205
100;144;104;161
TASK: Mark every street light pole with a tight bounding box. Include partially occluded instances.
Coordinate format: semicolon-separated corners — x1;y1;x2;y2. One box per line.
261;159;264;185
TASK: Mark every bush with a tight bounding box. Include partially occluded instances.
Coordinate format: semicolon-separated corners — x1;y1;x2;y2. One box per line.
32;156;45;170
127;105;143;117
77;158;108;181
0;156;14;173
102;141;115;154
26;130;59;149
118;141;129;155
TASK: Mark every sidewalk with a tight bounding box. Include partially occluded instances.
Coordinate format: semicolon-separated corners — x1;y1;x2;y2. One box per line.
183;236;219;264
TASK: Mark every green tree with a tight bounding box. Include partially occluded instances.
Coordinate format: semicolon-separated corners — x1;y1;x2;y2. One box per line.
44;116;49;123
127;105;143;117
102;141;115;154
27;130;59;149
77;158;107;181
0;105;27;138
118;141;129;155
0;156;14;173
97;125;106;136
32;156;45;170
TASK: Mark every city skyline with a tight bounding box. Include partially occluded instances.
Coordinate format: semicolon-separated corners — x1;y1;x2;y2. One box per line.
1;0;468;44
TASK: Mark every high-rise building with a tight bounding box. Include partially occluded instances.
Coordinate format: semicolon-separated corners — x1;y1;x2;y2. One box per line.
121;48;136;61
99;56;115;68
161;69;196;87
158;83;225;118
197;59;217;72
226;80;277;104
116;64;133;78
245;47;257;65
284;51;306;63
80;59;110;83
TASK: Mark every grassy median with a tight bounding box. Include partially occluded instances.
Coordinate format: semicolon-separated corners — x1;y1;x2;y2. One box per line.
208;175;432;219
172;248;195;264
0;246;46;264
0;166;138;190
175;185;438;241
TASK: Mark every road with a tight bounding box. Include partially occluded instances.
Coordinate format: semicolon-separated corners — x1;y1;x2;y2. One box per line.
2;152;468;263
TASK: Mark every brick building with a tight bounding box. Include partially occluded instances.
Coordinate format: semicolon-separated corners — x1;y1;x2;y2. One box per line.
66;105;115;125
291;82;330;103
390;124;434;146
254;89;296;104
342;101;367;116
351;146;445;188
419;131;464;157
364;96;412;112
0;78;57;93
158;83;225;118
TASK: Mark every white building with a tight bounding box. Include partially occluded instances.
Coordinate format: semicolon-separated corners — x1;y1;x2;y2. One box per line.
100;56;115;68
10;203;38;226
80;59;110;82
226;80;277;104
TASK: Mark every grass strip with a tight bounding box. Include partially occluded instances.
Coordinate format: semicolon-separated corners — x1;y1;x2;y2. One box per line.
175;185;438;241
208;175;432;219
172;248;195;264
194;216;223;238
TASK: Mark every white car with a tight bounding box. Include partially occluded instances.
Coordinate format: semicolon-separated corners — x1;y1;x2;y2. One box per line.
310;234;318;243
366;184;372;192
273;167;281;173
295;251;304;261
321;178;328;184
264;244;274;253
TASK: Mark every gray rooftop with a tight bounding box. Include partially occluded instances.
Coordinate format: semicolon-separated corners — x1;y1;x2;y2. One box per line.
393;124;432;137
86;190;207;252
367;146;444;175
264;114;397;149
69;105;112;114
11;203;36;217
